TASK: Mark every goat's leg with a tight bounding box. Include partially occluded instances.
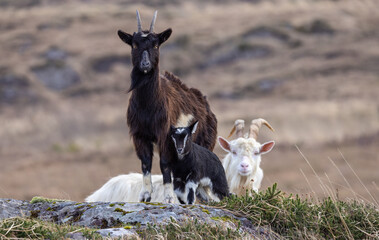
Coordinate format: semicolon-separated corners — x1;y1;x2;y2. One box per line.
210;176;229;201
160;153;176;203
133;137;154;202
196;187;210;202
174;178;198;204
185;181;198;204
173;179;186;204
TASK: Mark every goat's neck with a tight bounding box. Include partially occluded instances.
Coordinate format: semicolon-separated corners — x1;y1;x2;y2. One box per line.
131;67;163;107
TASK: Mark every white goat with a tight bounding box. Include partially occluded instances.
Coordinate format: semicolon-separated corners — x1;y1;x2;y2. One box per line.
217;118;275;196
85;173;178;203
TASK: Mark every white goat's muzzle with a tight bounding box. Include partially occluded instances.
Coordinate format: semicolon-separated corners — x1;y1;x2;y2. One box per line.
238;156;252;176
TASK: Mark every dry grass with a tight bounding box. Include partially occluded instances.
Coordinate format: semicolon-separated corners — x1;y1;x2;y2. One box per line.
0;0;377;202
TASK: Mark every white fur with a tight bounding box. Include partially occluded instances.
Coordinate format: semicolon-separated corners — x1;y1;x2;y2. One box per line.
163;183;176;203
139;172;152;201
175;113;194;128
86;173;178;203
219;137;274;196
85;175;220;203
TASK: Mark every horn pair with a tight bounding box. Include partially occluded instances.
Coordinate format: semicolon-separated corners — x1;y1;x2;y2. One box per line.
227;118;274;140
136;10;157;33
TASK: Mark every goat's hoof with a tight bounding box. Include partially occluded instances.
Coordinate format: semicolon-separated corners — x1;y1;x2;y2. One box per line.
164;195;175;204
139;191;152;202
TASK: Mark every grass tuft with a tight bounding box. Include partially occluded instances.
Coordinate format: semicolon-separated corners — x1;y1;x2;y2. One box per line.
210;183;379;239
0;217;100;239
30;196;68;204
139;218;244;240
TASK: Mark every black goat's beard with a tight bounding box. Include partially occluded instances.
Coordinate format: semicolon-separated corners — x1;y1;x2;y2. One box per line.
128;67;153;92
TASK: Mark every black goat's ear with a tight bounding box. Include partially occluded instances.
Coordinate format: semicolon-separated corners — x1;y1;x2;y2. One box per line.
189;121;199;134
118;30;133;46
158;28;172;45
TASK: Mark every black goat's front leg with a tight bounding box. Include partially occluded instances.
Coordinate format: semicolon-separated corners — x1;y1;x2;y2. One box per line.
185;181;198;204
133;136;154;202
160;152;176;203
174;177;199;205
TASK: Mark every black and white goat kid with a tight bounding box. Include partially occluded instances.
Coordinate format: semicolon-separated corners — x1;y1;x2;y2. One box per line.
170;121;229;204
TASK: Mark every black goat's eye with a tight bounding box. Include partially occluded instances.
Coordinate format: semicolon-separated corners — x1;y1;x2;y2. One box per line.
154;45;158;49
133;43;137;49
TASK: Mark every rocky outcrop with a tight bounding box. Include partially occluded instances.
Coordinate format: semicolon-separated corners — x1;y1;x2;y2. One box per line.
0;198;278;239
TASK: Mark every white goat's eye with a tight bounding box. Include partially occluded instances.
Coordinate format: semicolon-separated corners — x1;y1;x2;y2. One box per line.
253;151;259;155
232;151;237;155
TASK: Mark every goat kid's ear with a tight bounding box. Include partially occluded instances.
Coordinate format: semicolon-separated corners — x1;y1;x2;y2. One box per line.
118;30;133;46
189;121;199;134
259;141;275;155
158;28;172;45
218;136;231;152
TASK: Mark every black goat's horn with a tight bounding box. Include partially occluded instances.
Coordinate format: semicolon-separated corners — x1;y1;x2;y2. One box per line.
149;10;158;33
136;10;142;33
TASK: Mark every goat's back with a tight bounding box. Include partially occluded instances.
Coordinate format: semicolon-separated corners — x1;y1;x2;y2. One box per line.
85;173;178;203
162;71;217;150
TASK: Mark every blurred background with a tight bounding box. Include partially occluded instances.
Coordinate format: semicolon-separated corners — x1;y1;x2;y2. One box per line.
0;0;377;203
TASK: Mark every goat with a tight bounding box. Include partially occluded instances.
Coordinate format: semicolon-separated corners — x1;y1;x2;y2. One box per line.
170;121;229;204
218;118;275;195
117;10;217;203
85;173;179;203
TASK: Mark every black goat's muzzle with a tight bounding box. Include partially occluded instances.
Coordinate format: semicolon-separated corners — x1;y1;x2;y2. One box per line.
140;50;152;74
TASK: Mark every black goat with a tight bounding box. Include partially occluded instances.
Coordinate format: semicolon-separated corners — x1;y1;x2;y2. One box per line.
117;10;217;203
170;121;229;204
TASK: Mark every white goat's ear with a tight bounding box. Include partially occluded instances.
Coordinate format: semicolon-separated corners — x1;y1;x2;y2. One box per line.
259;141;275;154
218;136;231;152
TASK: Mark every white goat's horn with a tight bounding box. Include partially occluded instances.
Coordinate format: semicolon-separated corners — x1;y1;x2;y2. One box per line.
227;119;245;139
149;10;158;33
249;118;275;140
136;10;142;33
